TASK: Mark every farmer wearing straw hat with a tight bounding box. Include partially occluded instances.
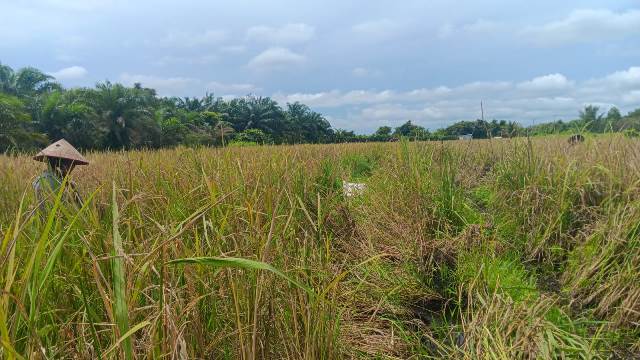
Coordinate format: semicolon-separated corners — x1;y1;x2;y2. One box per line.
32;139;89;207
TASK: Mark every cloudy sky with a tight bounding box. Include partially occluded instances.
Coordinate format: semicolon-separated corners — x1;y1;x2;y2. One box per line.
1;0;639;133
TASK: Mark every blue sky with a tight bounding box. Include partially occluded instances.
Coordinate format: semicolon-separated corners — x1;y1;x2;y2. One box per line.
1;0;639;133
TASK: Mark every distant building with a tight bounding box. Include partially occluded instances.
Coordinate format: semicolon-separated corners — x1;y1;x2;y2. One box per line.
458;134;472;140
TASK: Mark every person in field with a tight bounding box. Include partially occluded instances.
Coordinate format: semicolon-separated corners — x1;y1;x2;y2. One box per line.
32;139;89;207
568;134;585;145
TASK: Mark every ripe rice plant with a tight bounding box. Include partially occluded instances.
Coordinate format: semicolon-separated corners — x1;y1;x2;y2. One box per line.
0;136;638;358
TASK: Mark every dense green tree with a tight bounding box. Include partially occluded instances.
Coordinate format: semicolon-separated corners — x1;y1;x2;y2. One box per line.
394;121;414;137
372;126;393;141
174;96;206;112
580;105;603;123
528;120;564;135
0;64;60;97
580;105;606;132
607;107;622;122
604;106;622;131
201;111;224;127
394;121;429;139
3;62;640;150
88;81;161;149
40;89;108;149
224;96;284;136
235;128;272;144
158;117;190;147
436;119;524;139
333;129;357;143
393;120;422;137
284;102;333;143
618;108;640;132
0;93;45;151
375;126;392;136
0;63;62;129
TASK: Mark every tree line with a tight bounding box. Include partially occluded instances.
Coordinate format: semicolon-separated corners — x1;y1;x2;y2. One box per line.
2;62;639;152
528;105;640;137
332;106;640;143
1;63;334;151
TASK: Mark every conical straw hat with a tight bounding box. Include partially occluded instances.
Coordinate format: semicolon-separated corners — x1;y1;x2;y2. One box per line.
33;139;89;165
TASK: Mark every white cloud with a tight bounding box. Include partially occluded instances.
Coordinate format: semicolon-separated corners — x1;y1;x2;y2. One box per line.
343;89;394;104
458;81;512;93
622;90;640;104
118;73;262;97
599;66;640;88
49;65;88;80
517;73;573;91
361;104;444;121
273;67;640;132
406;86;452;100
273;90;343;107
248;47;306;71
205;81;260;95
273;89;396;108
118;73;198;96
523;9;640;46
159;29;227;48
352;19;406;39
246;23;315;45
339;96;587;132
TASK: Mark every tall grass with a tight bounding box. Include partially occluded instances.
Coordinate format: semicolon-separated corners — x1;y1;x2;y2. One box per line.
0;136;638;358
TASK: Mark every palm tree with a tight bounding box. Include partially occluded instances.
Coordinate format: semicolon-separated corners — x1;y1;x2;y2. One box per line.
0;93;45;151
246;96;283;133
286;102;333;143
0;63;60;97
213;121;234;146
226;96;283;134
40;89;106;149
0;63;14;94
89;81;159;149
175;97;204;112
0;63;62;128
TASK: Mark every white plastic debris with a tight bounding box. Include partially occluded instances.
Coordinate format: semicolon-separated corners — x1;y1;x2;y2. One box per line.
343;181;366;197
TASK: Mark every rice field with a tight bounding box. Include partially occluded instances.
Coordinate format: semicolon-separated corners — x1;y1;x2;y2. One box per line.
0;136;639;359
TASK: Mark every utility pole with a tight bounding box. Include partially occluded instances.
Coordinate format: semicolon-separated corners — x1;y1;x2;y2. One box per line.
481;101;490;139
